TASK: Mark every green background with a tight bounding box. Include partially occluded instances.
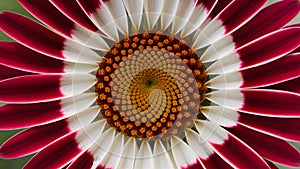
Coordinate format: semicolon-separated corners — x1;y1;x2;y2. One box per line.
0;0;299;168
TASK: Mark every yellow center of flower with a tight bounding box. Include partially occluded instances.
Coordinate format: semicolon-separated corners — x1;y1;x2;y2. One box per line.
96;32;207;140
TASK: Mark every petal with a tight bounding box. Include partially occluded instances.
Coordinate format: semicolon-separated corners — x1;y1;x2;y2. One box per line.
227;124;300;167
23;120;105;169
90;128;116;168
101;0;129;35
232;0;300;48
180;0;217;37
0;12;101;64
115;138;138;169
0;107;99;158
0;74;95;103
207;89;300;117
0;64;32;81
193;0;267;49
67;151;94;169
160;0;179;30
170;136;204;169
185;129;233;169
238;113;300;142
0;42;64;73
201;106;239;128
49;0;98;32
206;27;300;74
266;77;300;94
195;120;270;169
123;0;143;31
144;0;163;30
134;141;154;169
207;53;300;89
77;0;120;41
97;133;124;169
171;0;196;35
153;140;174;169
0;93;96;129
208;0;232;19
201;0;300;63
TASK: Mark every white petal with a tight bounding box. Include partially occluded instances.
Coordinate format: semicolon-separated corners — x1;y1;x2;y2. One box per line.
206;89;244;110
192;18;226;49
181;1;217;37
63;39;101;64
91;128;116;169
160;0;179;30
100;133;124;168
171;0;196;35
72;24;110;51
153;140;174;169
170;136;200;168
206;71;243;89
64;61;98;73
201;106;239;127
60;73;96;97
90;1;120;41
134;141;154;169
206;52;241;74
185;128;214;159
194;120;228;144
116;138;138;169
144;0;163;29
123;0;144;31
75;121;105;149
68;106;101;131
104;0;129;35
61;93;97;117
200;35;235;63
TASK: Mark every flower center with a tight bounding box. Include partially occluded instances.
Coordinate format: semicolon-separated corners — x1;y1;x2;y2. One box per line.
96;32;207;140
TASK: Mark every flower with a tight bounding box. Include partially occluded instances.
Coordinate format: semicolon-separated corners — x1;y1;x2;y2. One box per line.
0;0;299;168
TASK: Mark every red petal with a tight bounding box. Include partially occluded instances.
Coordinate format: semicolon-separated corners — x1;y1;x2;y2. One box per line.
0;120;70;158
0;75;62;103
0;12;65;59
0;42;64;73
228;124;300;167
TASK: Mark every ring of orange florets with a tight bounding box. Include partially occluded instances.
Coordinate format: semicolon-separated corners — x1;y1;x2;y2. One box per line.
95;32;207;140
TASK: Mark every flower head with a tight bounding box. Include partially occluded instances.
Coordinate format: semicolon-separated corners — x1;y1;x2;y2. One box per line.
0;0;299;169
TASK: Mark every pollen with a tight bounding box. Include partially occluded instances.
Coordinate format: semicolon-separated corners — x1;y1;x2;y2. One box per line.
95;32;207;140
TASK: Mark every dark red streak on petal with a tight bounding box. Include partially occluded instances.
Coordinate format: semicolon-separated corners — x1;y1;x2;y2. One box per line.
0;64;32;81
0;12;65;59
265;160;280;169
0;74;63;103
0;42;64;73
209;0;232;19
266;77;300;94
0;100;63;129
0;120;70;159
